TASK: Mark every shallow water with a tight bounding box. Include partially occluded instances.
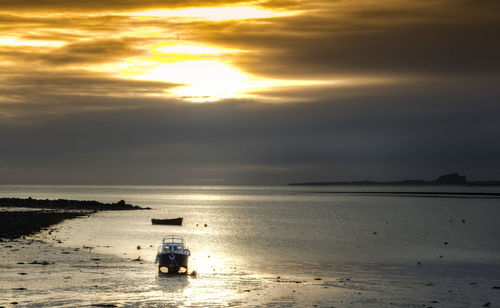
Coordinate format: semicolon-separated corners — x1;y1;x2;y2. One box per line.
1;185;500;306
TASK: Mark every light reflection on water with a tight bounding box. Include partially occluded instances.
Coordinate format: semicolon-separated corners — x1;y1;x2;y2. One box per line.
2;185;500;306
2;185;500;274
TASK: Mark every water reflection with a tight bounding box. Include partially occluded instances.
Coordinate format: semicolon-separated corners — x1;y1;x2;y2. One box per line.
154;271;243;307
155;274;190;294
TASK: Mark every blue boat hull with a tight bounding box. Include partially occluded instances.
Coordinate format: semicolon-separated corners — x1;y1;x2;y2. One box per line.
157;252;189;273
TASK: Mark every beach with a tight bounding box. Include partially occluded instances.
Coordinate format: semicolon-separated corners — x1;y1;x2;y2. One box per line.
1;185;500;307
2;238;500;307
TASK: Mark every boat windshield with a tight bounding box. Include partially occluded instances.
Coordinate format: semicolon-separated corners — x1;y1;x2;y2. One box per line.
162;236;184;245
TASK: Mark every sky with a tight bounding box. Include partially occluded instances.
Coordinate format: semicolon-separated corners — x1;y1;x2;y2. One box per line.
0;0;499;185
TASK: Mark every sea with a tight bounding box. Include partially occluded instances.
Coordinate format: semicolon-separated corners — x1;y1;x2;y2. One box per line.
1;185;500;307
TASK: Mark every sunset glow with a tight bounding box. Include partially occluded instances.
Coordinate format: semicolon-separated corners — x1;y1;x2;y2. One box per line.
129;6;299;21
150;42;243;56
1;0;498;184
129;60;250;101
2;1;500;304
0;37;65;47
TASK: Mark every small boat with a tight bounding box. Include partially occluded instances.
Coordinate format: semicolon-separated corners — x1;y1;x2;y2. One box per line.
155;235;191;274
151;217;183;225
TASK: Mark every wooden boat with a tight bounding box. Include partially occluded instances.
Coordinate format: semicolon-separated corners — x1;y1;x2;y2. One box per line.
151;217;183;225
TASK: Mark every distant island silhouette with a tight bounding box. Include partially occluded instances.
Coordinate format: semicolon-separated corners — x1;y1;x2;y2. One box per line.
289;173;500;186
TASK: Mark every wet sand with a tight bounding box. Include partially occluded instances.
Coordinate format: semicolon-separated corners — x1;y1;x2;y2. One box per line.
2;237;500;307
1;197;500;307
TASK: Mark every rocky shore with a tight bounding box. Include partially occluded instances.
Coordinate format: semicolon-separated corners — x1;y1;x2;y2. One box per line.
0;197;149;240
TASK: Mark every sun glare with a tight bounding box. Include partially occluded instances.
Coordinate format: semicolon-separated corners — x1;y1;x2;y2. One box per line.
78;5;333;102
89;40;253;102
125;60;249;102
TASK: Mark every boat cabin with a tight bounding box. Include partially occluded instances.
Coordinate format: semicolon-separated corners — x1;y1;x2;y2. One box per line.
159;236;190;255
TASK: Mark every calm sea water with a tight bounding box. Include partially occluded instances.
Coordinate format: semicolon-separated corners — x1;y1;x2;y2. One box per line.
2;185;500;277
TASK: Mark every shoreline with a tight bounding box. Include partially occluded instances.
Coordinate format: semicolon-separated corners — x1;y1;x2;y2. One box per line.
0;197;150;240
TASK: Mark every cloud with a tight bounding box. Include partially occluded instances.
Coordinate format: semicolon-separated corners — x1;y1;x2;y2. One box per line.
0;70;180;123
190;0;500;79
0;0;499;184
1;77;499;184
0;0;249;12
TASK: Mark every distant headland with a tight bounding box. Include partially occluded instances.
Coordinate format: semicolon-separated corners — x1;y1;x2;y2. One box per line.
289;173;500;186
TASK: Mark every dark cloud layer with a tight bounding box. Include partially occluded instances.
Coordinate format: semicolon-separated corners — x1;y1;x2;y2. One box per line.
194;1;500;78
1;77;499;184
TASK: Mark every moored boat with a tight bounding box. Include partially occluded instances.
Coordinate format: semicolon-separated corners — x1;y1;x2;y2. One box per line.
155;235;191;274
151;217;183;225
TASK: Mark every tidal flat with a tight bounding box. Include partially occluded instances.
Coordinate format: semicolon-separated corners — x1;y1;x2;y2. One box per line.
2;238;500;307
1;186;500;307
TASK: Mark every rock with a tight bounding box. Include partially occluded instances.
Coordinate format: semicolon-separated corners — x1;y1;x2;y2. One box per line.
483;302;490;307
314;278;322;280
492;286;500;289
12;287;26;290
444;241;448;245
190;271;197;277
17;272;27;275
137;245;141;250
204;224;208;227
